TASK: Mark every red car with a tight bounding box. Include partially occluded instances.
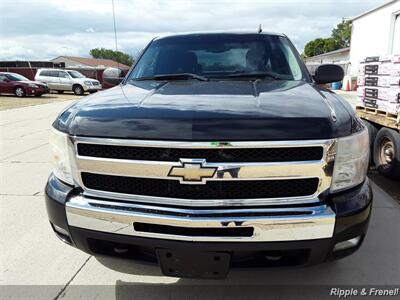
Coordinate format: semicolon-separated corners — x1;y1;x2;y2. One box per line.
0;72;49;97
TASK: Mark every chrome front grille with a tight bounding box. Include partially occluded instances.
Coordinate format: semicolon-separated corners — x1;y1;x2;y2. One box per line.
68;137;336;207
81;173;320;200
77;143;324;162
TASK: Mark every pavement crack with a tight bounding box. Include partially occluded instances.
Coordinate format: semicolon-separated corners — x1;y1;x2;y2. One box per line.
53;256;92;300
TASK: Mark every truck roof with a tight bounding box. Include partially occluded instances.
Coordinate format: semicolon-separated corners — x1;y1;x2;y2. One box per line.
154;31;286;41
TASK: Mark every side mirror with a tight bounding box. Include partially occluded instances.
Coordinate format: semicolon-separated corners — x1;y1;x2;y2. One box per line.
102;67;125;86
313;64;344;84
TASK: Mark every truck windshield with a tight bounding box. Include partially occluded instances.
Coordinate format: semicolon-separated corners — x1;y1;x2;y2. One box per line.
129;34;305;81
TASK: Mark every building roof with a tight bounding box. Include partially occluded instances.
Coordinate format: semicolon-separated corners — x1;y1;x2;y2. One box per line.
51;56;130;69
305;47;350;59
352;0;397;21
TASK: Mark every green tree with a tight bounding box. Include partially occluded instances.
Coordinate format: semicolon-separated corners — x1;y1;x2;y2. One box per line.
302;19;351;58
304;38;327;57
331;19;352;48
89;48;134;66
323;37;340;53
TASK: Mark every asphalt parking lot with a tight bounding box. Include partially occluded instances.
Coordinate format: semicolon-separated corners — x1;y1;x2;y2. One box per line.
0;93;399;299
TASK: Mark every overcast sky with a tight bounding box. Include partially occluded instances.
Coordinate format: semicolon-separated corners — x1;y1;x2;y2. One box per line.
0;0;389;61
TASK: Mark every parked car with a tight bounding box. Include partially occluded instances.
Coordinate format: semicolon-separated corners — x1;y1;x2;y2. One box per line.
46;32;372;279
0;72;49;97
35;69;102;95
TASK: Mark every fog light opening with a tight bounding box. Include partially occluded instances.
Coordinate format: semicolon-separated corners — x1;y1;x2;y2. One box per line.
265;250;282;261
113;246;129;254
333;236;362;252
51;223;72;245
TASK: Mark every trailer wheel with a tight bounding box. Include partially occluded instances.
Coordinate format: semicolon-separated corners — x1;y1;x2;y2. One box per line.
373;128;400;179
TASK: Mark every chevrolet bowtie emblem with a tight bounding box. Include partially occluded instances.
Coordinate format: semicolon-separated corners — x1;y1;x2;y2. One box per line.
168;159;217;183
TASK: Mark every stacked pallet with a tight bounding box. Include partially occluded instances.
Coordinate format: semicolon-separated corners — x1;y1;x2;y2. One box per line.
357;55;400;114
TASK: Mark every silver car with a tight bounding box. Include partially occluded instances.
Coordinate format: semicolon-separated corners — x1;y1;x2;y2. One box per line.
35;69;102;95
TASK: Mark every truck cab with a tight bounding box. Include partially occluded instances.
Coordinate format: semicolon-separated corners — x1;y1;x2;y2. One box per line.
45;32;372;279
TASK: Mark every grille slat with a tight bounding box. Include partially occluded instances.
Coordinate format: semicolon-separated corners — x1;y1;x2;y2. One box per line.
82;172;319;200
77;143;323;163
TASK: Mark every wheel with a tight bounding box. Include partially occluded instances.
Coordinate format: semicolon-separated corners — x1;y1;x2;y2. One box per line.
14;86;26;97
373;127;400;179
57;90;64;94
73;85;84;96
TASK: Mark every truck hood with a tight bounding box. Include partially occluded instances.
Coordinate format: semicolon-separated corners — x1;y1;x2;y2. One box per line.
56;80;354;140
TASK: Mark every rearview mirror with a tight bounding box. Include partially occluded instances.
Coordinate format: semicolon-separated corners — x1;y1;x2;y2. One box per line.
102;67;125;86
313;64;344;84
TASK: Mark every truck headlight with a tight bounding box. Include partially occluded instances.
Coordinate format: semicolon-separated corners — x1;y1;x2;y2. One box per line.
49;128;74;185
331;128;369;192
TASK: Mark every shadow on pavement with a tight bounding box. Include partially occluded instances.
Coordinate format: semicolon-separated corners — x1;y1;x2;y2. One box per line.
96;256;345;300
368;168;400;204
113;282;335;300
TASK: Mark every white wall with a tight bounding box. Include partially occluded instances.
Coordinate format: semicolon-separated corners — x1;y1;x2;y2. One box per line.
304;51;350;75
304;52;349;65
349;0;400;75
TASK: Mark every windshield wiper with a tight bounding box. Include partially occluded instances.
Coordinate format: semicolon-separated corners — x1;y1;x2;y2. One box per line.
134;73;208;81
227;71;283;80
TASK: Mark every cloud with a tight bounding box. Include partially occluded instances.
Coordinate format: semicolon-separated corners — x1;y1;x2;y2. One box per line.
0;0;389;60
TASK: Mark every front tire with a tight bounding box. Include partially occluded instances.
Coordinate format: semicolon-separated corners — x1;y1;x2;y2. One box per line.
373;127;400;179
14;87;26;97
73;85;84;96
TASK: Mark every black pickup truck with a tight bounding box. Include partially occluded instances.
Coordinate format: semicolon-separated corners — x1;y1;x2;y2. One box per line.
45;32;372;279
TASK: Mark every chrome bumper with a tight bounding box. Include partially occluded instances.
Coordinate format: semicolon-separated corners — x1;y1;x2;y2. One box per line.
66;195;336;242
83;84;102;91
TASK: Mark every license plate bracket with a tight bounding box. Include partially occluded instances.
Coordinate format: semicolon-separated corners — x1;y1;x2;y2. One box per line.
156;249;230;279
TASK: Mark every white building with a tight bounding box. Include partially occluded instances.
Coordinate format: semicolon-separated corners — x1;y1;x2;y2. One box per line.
349;0;400;75
304;47;350;74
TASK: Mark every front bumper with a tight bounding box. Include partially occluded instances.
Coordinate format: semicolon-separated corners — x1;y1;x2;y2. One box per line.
66;196;336;242
45;174;372;272
82;84;102;92
26;86;49;95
